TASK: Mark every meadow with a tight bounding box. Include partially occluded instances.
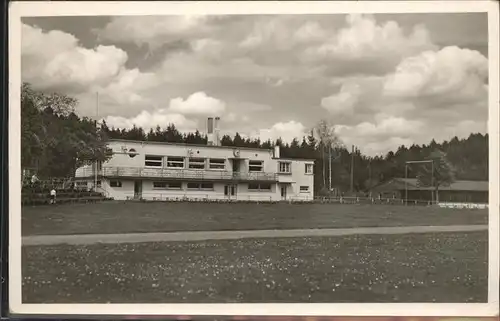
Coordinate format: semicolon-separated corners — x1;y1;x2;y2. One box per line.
22;201;488;236
22;231;488;303
21;202;489;303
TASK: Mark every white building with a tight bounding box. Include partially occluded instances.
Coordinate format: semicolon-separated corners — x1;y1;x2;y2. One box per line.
75;118;315;202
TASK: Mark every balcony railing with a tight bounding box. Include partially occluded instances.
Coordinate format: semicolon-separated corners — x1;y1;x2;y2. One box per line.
76;166;278;182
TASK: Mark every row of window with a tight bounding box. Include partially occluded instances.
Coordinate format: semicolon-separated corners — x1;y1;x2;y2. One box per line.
152;181;214;190
107;180;310;193
151;182;274;191
146;156;227;170
144;155;314;174
277;162;314;174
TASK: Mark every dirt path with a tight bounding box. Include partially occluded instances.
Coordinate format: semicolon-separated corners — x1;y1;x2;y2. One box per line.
22;224;488;246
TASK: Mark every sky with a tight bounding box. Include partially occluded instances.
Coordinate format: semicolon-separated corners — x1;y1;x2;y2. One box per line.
21;12;489;156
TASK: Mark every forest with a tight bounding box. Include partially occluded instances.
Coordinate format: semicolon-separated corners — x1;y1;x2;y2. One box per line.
21;83;489;195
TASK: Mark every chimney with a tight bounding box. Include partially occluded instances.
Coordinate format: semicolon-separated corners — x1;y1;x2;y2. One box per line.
214;117;221;146
207;117;214;146
274;145;280;158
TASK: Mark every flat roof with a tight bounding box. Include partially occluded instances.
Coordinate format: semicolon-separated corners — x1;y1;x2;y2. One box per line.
107;139;316;161
108;139;273;152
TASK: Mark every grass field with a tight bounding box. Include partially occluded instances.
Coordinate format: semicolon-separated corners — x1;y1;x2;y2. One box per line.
22;231;488;303
22;201;488;236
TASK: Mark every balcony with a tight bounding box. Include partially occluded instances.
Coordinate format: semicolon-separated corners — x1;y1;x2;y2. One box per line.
76;166;278;182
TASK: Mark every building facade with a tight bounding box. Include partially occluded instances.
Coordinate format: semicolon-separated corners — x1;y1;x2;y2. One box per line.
75;139;315;202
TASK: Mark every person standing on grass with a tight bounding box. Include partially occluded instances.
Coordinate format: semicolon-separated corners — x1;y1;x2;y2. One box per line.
49;188;56;204
31;174;39;191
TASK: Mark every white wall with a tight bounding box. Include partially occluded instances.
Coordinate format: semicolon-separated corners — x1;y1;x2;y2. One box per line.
99;179;135;200
277;159;314;201
101;179;281;201
104;141;276;171
75;140;315;201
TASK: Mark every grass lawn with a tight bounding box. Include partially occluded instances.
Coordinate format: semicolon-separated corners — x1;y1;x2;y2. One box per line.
22;201;488;236
22;231;488;303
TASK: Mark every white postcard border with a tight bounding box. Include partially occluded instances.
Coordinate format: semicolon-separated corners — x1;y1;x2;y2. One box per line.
8;0;500;316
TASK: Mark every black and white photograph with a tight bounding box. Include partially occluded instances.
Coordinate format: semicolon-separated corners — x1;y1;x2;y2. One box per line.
9;0;499;316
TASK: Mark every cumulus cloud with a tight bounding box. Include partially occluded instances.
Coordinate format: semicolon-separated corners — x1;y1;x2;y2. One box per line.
168;92;226;115
319;45;488;156
97;15;215;49
23;14;488;157
337;117;487;157
252;121;307;143
22;24;128;92
103;110;197;132
156;14;437;84
384;46;488;102
338;117;424;139
321;83;362;116
300;14;436;73
22;23;161;117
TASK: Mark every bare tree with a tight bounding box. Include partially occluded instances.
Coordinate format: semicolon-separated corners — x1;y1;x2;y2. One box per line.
314;119;342;193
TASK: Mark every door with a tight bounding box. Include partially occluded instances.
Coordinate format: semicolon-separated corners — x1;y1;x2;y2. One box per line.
224;184;237;199
280;185;287;200
134;181;142;199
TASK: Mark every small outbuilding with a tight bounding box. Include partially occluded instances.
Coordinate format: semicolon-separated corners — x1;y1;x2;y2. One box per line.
370;178;488;204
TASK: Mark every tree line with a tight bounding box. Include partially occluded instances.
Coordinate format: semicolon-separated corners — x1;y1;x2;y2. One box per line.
21;83;488;195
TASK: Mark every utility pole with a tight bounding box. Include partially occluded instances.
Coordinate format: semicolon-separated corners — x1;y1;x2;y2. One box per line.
404;164;408;205
328;144;332;192
431;160;435;203
368;160;372;196
350;145;354;193
94;92;99;192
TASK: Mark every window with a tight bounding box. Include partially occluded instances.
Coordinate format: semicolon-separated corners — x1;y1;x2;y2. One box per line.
110;180;122;188
249;160;263;172
305;163;313;174
209;158;225;170
248;183;272;191
279;162;291;173
153;181;182;190
145;155;163;167
187;182;214;190
300;186;309;193
188;157;206;169
166;156;184;168
201;182;214;189
260;183;271;191
248;183;259;190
